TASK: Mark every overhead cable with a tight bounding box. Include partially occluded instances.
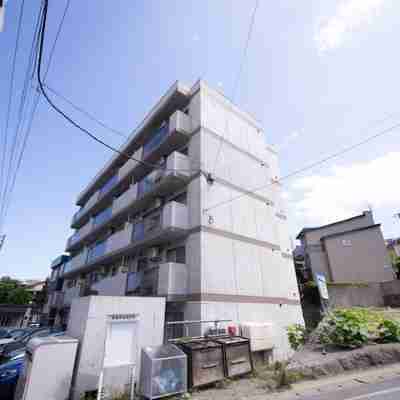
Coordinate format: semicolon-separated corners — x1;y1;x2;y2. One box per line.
37;0;195;174
204;120;400;213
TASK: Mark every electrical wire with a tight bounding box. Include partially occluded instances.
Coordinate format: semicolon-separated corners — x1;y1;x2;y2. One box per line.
44;84;128;139
212;0;260;175
0;0;26;227
1;0;70;229
203;120;400;213
0;0;43;229
37;0;195;174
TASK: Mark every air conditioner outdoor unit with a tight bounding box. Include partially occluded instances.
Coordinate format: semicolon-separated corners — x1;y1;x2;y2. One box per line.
240;322;276;352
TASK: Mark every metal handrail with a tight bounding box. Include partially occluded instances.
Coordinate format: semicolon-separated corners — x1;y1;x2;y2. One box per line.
166;319;232;341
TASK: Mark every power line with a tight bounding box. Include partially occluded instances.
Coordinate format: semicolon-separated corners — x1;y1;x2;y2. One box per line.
1;0;43;229
1;0;70;230
37;0;195;174
212;0;260;174
204;120;400;213
44;84;128;139
0;0;26;226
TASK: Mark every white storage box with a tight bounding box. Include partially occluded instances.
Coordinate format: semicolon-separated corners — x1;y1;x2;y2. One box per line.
240;322;276;352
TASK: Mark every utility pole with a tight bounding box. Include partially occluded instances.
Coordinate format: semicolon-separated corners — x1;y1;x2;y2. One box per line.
0;234;5;252
0;0;5;32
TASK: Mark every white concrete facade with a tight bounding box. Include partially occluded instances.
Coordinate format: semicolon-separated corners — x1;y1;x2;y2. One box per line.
59;80;303;360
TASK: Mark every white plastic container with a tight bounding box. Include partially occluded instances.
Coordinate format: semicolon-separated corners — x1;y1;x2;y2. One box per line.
240;322;276;352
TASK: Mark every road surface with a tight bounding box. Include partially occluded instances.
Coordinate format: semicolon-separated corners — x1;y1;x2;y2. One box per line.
286;376;400;400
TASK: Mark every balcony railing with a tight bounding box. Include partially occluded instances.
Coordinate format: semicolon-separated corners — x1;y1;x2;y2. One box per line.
93;206;112;227
143;122;169;158
157;262;187;296
71;111;191;230
99;174;118;197
142;111;192;160
112;184;138;216
87;240;107;263
126;262;187;297
64;203;187;276
126;271;144;293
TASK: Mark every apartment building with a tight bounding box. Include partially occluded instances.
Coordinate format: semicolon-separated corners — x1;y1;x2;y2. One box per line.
58;80;303;357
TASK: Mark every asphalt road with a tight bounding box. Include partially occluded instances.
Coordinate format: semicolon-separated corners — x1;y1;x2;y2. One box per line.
290;376;400;400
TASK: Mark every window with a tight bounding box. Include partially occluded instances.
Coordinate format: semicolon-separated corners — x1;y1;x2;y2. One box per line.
342;239;352;247
167;246;186;263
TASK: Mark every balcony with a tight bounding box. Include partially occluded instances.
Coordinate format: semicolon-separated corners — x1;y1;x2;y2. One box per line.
63;286;80;307
85;224;133;267
72;190;99;227
65;249;88;275
158;262;188;296
126;262;187;297
118;147;143;181
63;202;187;277
132;201;188;247
49;292;64;309
70;111;192;230
67;152;190;252
91;272;127;296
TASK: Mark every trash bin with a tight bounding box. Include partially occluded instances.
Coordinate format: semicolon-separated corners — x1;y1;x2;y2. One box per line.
178;340;225;388
214;336;253;378
139;344;187;399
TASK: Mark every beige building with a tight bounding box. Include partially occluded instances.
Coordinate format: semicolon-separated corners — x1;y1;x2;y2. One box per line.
296;211;393;284
53;80;303;358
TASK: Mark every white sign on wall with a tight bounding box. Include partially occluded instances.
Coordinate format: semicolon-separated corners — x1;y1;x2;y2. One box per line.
316;273;329;300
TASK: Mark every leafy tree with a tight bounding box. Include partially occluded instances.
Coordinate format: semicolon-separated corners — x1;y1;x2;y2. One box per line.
0;277;34;305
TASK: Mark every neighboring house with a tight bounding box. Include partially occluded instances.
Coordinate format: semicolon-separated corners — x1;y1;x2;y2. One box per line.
296;211;393;284
49;80;302;358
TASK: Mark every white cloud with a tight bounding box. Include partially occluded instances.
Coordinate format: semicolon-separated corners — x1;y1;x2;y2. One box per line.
315;0;385;52
290;152;400;225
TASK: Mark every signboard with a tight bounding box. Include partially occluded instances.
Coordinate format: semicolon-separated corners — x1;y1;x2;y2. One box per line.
315;273;329;300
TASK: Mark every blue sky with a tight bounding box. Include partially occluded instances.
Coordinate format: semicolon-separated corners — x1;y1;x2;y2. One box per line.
1;0;399;279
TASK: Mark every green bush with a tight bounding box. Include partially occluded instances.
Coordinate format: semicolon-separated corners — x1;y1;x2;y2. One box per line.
287;324;307;350
378;319;400;343
314;308;400;349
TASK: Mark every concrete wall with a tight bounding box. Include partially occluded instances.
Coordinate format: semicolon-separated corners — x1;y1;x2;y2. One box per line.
328;283;384;308
324;226;393;283
67;296;165;400
183;82;304;359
